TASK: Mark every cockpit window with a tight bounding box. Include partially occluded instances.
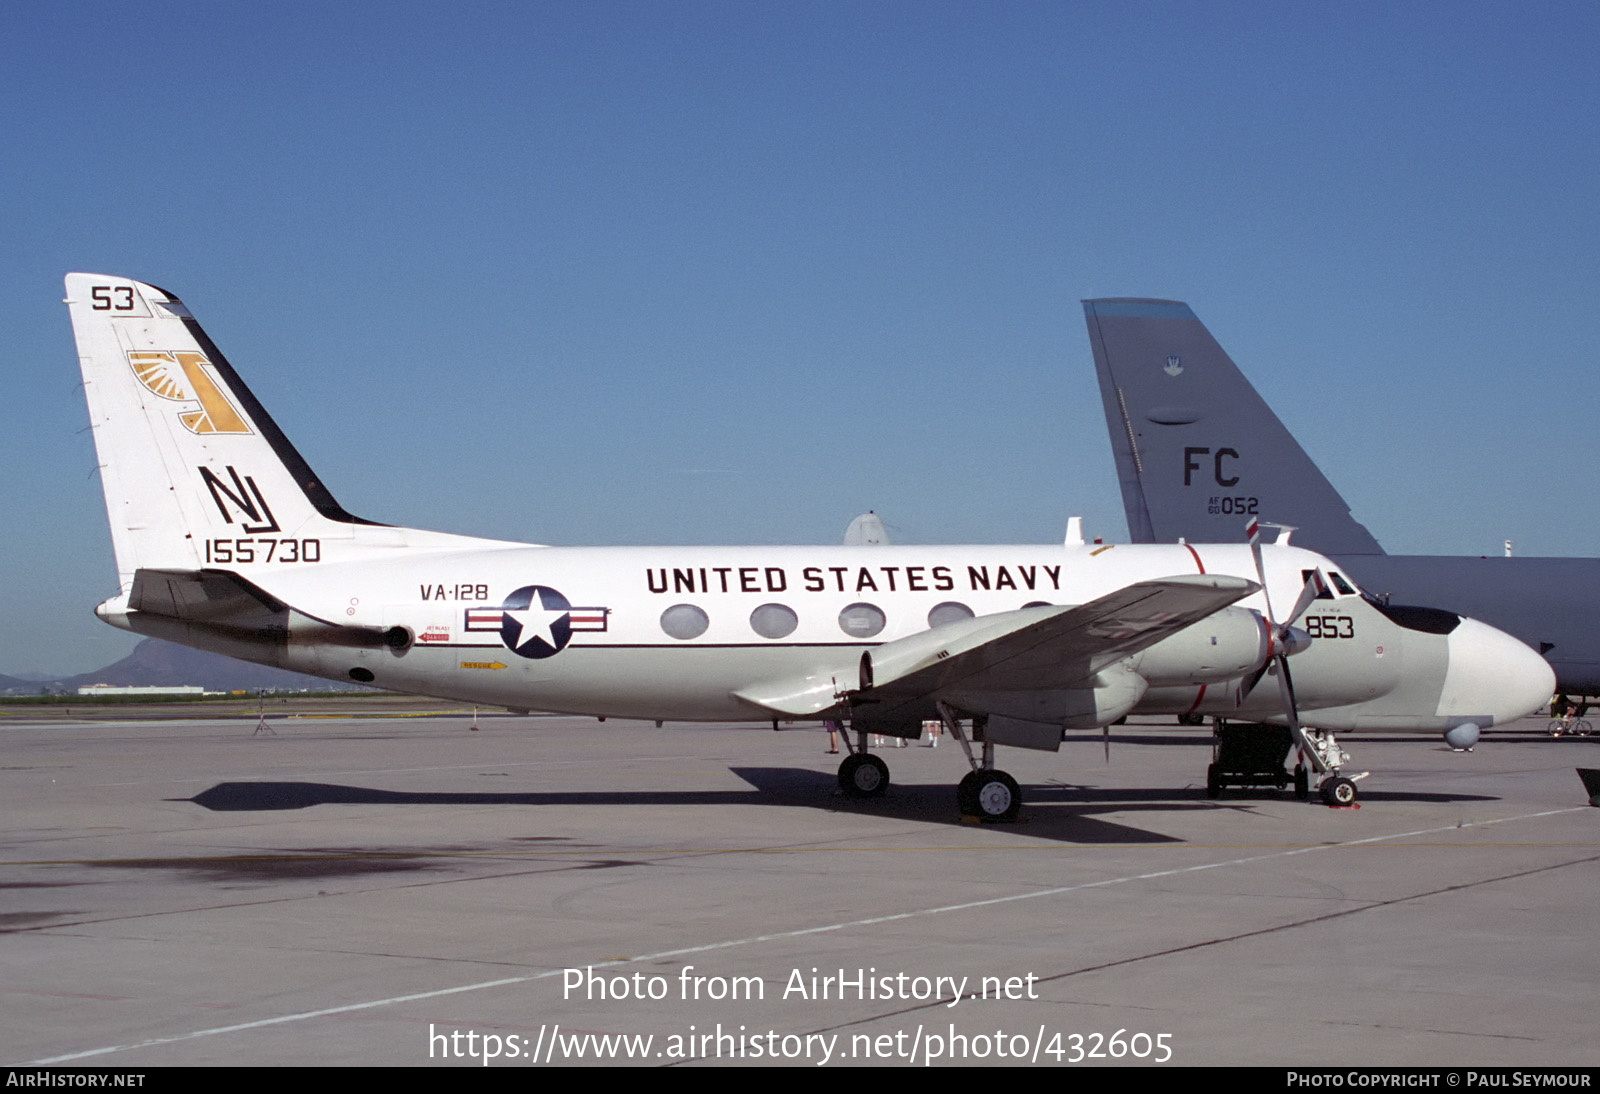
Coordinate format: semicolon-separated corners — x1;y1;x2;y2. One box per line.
1328;571;1356;596
1301;569;1336;600
1362;595;1461;635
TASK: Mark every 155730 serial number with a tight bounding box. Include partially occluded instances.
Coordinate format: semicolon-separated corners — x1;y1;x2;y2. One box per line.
205;538;321;564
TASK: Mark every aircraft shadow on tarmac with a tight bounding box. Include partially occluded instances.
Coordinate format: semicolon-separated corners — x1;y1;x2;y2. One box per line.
183;774;1184;843
181;767;1499;845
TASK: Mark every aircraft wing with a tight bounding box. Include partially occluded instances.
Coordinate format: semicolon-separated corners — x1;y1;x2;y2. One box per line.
859;574;1257;712
736;574;1257;719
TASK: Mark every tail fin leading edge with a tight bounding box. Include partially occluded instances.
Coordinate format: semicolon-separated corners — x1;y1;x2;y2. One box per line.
1082;298;1385;556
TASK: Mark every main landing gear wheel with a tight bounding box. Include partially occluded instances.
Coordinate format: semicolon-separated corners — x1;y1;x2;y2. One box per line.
838;753;889;797
1321;775;1358;807
1205;763;1223;799
1293;763;1310;801
957;770;1021;822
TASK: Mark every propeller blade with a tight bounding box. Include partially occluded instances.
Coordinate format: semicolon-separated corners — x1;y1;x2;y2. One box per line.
1247;519;1278;627
1283;570;1327;629
1242;657;1271;700
1247;519;1305;736
1274;654;1301;733
1244;518;1283;703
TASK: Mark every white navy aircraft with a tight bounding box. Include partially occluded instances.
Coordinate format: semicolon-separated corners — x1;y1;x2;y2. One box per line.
1084;298;1598;700
65;275;1553;816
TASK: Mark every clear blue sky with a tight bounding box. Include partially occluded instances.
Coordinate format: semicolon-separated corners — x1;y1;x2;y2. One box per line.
5;1;1597;675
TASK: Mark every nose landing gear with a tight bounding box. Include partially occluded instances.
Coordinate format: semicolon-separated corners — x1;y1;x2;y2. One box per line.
1296;727;1368;807
1202;721;1367;807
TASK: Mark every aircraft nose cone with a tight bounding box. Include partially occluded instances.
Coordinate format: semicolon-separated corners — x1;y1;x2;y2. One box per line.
1438;618;1555;727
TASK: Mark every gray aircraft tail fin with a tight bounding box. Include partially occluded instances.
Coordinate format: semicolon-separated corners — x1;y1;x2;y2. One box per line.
1082;299;1385;556
843;511;890;546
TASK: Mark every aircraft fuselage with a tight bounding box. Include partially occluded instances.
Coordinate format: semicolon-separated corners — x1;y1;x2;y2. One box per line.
100;539;1549;735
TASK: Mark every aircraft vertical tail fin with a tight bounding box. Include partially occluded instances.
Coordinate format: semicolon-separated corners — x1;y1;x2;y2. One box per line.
65;274;380;594
843;511;890;545
1082;298;1385;556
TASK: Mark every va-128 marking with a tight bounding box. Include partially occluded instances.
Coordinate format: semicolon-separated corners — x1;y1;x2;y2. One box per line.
420;584;489;601
64;276;1555;817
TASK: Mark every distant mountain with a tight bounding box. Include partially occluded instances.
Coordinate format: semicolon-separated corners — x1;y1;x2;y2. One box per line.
49;638;368;694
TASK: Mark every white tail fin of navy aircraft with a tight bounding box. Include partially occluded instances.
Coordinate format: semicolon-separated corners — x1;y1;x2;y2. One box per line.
1083;298;1598;698
65;275;1554;815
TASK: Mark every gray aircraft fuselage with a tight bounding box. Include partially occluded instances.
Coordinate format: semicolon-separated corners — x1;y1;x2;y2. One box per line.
1330;554;1599;695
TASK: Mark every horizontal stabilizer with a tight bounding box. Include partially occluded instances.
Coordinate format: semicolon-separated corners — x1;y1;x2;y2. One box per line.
129;568;286;624
119;568;391;651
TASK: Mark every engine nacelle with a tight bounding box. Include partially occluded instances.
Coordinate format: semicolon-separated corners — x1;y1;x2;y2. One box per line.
949;661;1150;735
1129;606;1270;686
